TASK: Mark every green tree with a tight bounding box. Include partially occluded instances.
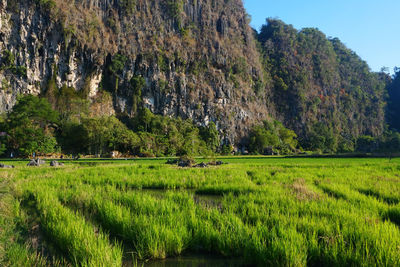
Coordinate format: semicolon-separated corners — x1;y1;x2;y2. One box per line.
380;131;400;154
81;117;111;156
249;120;297;154
177;120;206;157
0;116;6;156
135;108;154;132
5;95;59;156
200;122;220;152
56;85;90;122
102;53;127;93
355;135;377;153
130;75;145;114
275;121;298;153
127;108;211;157
388;69;400;131
0;143;6;156
305;123;337;153
249;125;279;154
337;135;355;153
166;0;184;29
107;117;139;153
57;121;87;154
389;132;400;152
81;116;139;156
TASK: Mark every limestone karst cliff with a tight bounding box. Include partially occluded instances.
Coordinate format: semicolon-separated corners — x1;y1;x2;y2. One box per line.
0;0;389;148
0;0;274;145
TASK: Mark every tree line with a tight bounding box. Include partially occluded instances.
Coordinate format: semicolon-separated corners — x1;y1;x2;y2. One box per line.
0;95;224;158
2;93;399;158
1;93;400;158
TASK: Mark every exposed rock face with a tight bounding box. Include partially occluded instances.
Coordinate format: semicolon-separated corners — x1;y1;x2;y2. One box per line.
0;0;273;144
0;0;106;109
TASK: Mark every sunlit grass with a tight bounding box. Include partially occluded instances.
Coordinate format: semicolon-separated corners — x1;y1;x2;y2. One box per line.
1;157;400;266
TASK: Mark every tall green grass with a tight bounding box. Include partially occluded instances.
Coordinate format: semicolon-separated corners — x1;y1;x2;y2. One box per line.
30;189;123;266
2;157;400;266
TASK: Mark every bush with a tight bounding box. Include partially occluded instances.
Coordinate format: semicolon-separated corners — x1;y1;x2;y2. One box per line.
36;0;56;10
119;0;137;15
0;50;27;78
304;123;337;153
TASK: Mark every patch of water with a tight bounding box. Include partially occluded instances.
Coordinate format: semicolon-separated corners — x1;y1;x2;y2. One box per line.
125;254;250;267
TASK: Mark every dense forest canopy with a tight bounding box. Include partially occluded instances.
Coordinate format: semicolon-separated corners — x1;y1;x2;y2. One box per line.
256;19;391;152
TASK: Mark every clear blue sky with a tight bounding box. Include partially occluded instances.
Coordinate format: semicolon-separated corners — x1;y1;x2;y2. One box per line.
243;0;400;74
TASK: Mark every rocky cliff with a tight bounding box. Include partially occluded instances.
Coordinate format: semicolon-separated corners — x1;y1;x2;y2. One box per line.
0;0;274;145
0;0;389;148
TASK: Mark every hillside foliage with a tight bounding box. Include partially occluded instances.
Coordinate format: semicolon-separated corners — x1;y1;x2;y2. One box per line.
257;19;390;152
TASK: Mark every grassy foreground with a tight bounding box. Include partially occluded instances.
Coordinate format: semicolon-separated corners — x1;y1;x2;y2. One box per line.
1;157;400;266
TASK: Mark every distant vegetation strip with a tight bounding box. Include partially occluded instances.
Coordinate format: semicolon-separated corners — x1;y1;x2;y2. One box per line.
1;95;399;159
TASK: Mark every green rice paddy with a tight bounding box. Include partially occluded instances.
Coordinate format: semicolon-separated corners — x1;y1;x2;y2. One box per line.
1;157;400;266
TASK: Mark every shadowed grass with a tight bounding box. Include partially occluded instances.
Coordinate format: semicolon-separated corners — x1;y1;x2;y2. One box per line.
27;190;123;266
357;188;399;205
385;205;400;226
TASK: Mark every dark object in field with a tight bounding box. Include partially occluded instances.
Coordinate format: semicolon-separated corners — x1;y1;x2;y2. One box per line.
0;163;14;168
208;160;225;166
168;158;208;168
194;162;208;168
166;159;179;165
178;158;194;167
27;159;46;167
50;160;64;167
